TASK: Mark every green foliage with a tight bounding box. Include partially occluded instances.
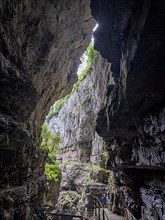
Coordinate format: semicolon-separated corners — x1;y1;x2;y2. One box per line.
40;123;61;181
92;164;103;171
41;123;61;151
47;95;70;120
61;160;80;170
79;191;85;205
64;191;78;202
64;193;72;202
83;173;96;186
63;160;79;166
72;43;97;92
64;194;70;202
103;147;110;167
46;42;97;121
108;173;113;184
92;164;110;173
53;95;69;116
41;123;51;141
45;152;59;181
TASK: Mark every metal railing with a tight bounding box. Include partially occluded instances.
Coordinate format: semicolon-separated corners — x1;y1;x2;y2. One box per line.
51;211;87;220
51;196;111;220
92;195;110;220
124;208;137;220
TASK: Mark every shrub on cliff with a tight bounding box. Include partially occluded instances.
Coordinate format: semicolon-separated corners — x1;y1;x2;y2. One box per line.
46;42;97;120
72;42;97;92
41;123;60;181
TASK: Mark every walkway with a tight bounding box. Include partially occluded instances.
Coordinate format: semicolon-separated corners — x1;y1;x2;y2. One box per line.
50;208;125;220
100;208;125;220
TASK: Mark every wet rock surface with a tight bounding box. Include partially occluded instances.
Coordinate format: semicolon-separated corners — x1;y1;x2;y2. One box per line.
91;0;165;219
0;0;94;219
140;187;165;220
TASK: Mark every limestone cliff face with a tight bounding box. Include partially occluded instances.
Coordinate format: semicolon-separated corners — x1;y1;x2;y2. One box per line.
0;1;95;219
91;0;165;219
48;54;113;163
48;54;113;214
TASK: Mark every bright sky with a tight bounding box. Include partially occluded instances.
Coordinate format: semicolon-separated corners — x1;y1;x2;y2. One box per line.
77;24;98;75
77;51;88;75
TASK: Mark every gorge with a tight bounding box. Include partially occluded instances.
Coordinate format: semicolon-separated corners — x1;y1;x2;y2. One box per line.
0;0;165;219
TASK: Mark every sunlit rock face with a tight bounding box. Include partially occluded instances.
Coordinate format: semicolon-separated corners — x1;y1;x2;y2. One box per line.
91;0;165;219
0;0;95;219
47;54;113;214
48;54;113;160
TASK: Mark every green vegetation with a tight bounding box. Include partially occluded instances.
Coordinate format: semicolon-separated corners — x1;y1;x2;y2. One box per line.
83;173;96;186
41;123;61;151
47;43;97;120
60;160;80;171
45;152;59;181
79;191;85;205
92;164;110;173
47;95;70;120
72;43;97;92
64;191;78;202
63;160;80;166
108;173;113;184
41;123;61;181
64;193;72;202
103;147;110;167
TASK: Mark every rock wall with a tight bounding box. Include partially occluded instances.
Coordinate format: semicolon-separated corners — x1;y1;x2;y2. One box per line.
0;0;95;219
1;0;165;219
48;53;113;215
91;0;165;219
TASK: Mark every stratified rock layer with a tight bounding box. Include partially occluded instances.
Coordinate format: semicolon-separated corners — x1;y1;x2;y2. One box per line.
91;0;165;219
0;0;94;219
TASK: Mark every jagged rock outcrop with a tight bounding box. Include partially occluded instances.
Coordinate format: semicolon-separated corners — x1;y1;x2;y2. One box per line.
48;53;113;215
91;0;165;219
0;1;95;219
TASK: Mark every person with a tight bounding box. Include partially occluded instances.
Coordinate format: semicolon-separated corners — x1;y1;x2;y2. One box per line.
102;193;108;208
